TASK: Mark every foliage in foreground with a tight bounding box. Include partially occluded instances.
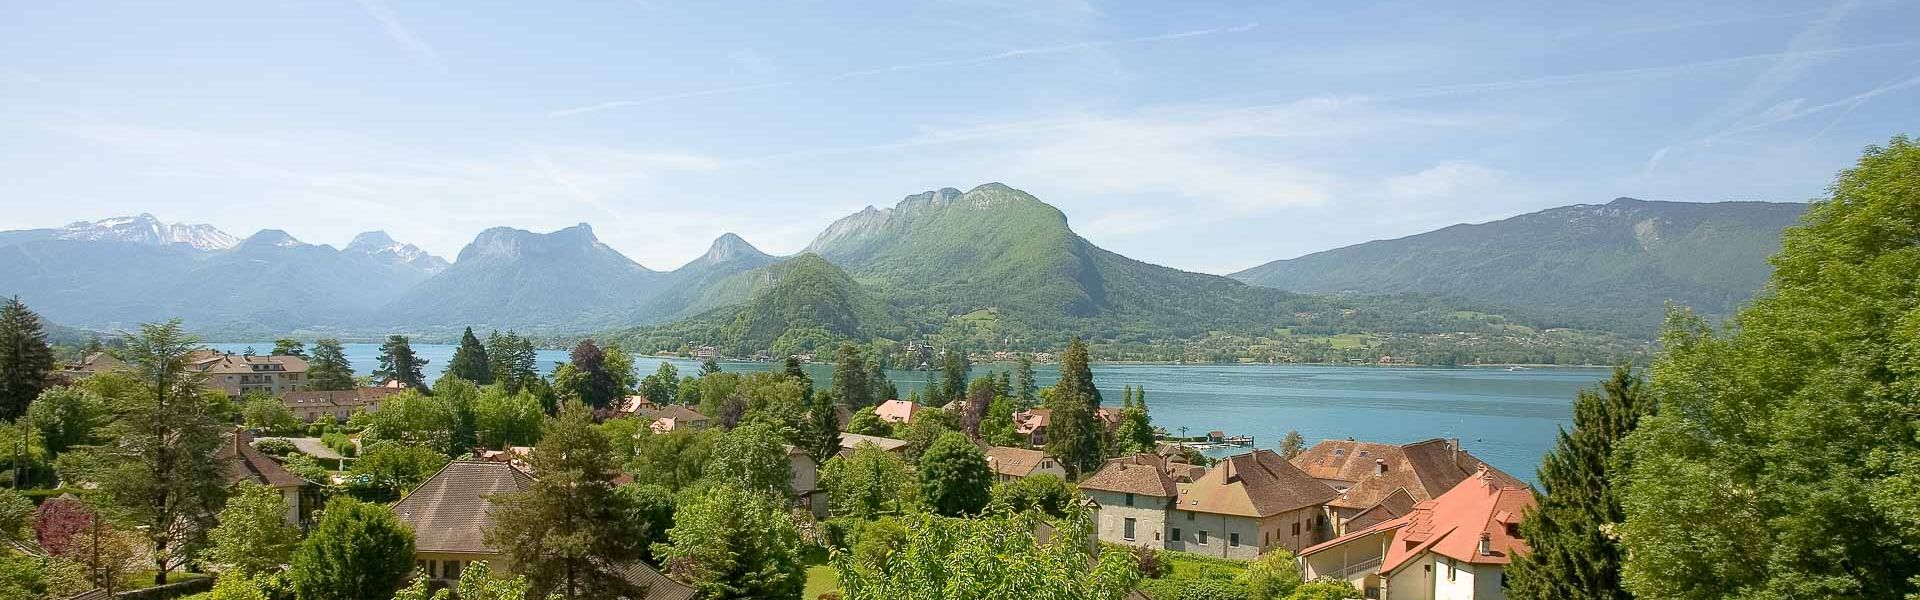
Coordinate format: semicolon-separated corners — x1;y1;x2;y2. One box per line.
833;506;1140;600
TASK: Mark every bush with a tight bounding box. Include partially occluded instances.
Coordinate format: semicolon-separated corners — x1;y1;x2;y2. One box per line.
1284;579;1361;600
1132;545;1167;579
250;439;298;457
1178;579;1251;600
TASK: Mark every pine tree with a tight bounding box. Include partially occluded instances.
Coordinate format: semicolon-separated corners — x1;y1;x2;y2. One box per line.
1507;366;1651;600
941;348;970;404
447;327;493;384
866;358;896;403
1046;338;1105;479
306;338;356;391
799;390;843;469
700;357;722;377
487;403;650;599
486;330;539;395
0;296;55;421
269;338;306;358
831;343;874;410
372;335;427;391
1014;356;1038;409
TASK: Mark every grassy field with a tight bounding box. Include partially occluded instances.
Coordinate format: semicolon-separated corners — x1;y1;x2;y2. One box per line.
804;564;838;599
1129;547;1250;600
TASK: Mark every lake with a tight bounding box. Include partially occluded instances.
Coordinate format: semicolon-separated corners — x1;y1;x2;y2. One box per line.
210;343;1602;482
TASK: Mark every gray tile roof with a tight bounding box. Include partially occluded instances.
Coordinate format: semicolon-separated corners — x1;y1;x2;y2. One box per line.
392;461;534;554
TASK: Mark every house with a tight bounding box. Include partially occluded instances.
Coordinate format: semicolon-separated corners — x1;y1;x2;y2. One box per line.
217;429;313;526
1078;454;1181;550
282;387;400;423
1170;450;1339;558
1014;407;1122;446
392;461;696;599
615;395;658;417
1291;438;1525;536
1298;466;1534;600
984;446;1067;481
787;446;827;518
874;399;925;424
55;352;123;383
188;351;308;397
637;405;711;432
836;432;910;458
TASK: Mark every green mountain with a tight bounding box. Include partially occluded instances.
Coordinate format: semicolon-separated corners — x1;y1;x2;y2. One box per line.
618;183;1632;363
637;233;779;323
622;253;901;355
1230;198;1807;334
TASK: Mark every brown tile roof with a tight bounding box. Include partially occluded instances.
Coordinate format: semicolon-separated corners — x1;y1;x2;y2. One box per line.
608;561;698;600
218;429;307;488
1175;450;1338;518
283;387;399;409
187;350;308;375
1290;438;1525;510
837;432;909;454
984;446;1052;478
1345;487;1418;532
1079;454;1178;497
638;405;709;423
392;461;535;554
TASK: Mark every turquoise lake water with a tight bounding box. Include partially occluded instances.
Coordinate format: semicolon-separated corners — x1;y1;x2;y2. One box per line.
211;343;1603;482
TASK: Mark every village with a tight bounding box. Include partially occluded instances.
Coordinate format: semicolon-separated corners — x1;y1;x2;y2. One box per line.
26;340;1535;600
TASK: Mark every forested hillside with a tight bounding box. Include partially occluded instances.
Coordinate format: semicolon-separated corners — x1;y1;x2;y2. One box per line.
1231;198;1806;334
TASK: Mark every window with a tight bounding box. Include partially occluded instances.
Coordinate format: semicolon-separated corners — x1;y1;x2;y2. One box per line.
1124;518;1137;541
1198;531;1209;545
1264;531;1270;546
1172;527;1181;542
1229;533;1240;547
1446;558;1457;581
1187;510;1195;521
1125;493;1135;507
444;561;462;580
1292;522;1301;536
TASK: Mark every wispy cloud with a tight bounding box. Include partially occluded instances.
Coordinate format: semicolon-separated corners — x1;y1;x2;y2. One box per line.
354;0;443;72
547;22;1259;117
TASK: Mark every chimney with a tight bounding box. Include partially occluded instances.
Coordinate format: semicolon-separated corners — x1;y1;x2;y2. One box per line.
1478;532;1492;556
1449;438;1460;464
1374;458;1386;476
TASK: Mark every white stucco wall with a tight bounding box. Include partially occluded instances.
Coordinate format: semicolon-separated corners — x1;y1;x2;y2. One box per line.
1086;489;1170;548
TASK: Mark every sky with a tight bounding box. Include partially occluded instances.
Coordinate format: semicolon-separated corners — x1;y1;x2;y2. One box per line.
2;1;1916;275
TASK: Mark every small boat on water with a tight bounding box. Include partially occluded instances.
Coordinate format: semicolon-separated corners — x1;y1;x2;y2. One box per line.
1507;365;1530;371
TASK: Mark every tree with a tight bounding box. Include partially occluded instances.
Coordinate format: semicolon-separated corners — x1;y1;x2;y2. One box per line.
654;482;805;600
1113;387;1155;456
432;376;482;454
271;339;307;358
290;497;415;600
797;390;843;470
447;327;493;385
638;362;678;405
27;386;106;459
475;385;544;449
487;403;649;600
699;358;721;377
936;349;970;406
602;343;637;398
1046;338;1105;479
390;561;533;600
988;473;1079;518
705;422;792;496
978;395;1021;447
1506;366;1649;600
372;335;427;391
1616;136;1920;599
1014;356;1039;409
959;377;993;439
209;482;302;577
0;297;54;421
486;331;540;395
306;339;356;391
628;429;719;492
917;431;993;517
357;390;457;455
346;442;449;503
210;573;273;600
1279;431;1306;460
832;343;875;410
59;502;140;596
1285;580;1362;600
241;392;300;432
1240;549;1304;600
898;410;956;464
865;357;896;405
616;484;676;565
833;506;1139;600
846;406;891;437
565;341;620;409
820;444;911;519
61;320;227;585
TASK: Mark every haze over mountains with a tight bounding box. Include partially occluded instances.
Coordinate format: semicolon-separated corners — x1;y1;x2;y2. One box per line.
0;185;1805;348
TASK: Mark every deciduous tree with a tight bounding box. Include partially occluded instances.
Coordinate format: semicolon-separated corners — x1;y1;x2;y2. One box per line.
209;481;302;577
917;431;992;517
820;444;911;519
654;482;805;600
290;497;415;600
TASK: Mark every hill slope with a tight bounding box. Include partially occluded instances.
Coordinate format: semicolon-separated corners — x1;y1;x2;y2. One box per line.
1230;198;1806;334
622;254;901;355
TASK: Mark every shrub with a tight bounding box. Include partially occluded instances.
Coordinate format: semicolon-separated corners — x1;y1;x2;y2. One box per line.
250;439;298;457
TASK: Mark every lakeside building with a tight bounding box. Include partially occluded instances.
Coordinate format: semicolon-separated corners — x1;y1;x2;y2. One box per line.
393;461;695;598
59;349;309;397
984;445;1066;481
1298;466;1534;600
1290;438;1525;536
282;387;399;423
1080;449;1335;559
1014;407;1121;446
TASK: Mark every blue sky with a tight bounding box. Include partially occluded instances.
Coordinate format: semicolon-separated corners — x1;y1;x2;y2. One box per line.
2;1;1915;274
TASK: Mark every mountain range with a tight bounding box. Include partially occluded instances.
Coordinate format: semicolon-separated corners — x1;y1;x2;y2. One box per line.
1230;198;1807;334
0;186;1807;355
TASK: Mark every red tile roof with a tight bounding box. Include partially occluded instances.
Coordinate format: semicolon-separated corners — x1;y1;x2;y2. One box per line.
875;399;923;424
1300;466;1535;572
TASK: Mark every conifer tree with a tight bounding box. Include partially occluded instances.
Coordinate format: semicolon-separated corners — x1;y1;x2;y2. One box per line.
487;403;650;599
799;389;843;469
831;342;874;410
1507;366;1650;600
1046;338;1104;478
0;296;54;421
306;338;356;391
372;335;427;391
486;330;539;395
447;327;493;384
1014;356;1039;409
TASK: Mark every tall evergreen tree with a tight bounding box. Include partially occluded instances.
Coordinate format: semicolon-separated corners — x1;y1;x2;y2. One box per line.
487;403;649;599
1046;338;1105;479
486;330;539;395
306;338;356;391
1014;356;1039;409
372;335;428;391
940;348;971;404
0;296;54;421
447;327;493;384
699;357;722;377
1114;387;1155;456
565;340;619;409
799;389;843;469
1508;366;1650;600
67;320;228;584
831;342;874;410
866;357;896;402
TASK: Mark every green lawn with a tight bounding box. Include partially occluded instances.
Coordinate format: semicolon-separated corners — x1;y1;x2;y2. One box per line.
804;564;838;599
